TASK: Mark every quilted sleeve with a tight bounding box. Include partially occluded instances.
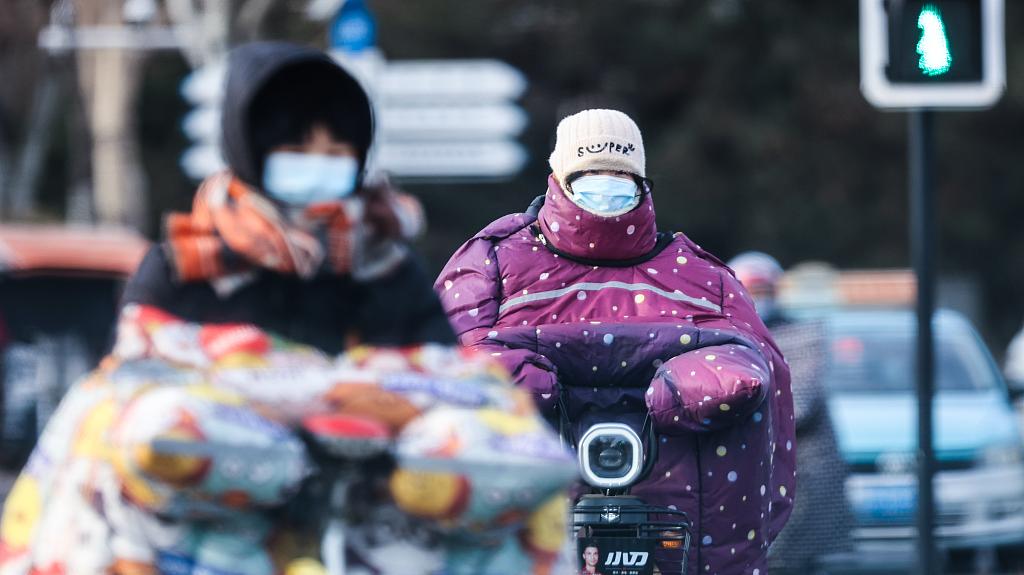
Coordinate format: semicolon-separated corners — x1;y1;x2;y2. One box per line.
435;237;559;416
646;270;783;433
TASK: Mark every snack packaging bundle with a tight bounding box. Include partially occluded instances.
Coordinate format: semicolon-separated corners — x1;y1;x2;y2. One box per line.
109;385;310;518
154;518;276;575
438;494;574;575
1;305;578;575
391;406;576;534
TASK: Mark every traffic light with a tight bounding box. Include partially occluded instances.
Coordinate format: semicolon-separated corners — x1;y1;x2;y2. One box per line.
860;0;1004;109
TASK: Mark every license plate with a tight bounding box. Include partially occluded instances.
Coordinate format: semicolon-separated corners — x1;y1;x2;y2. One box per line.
864;485;916;521
578;537;656;575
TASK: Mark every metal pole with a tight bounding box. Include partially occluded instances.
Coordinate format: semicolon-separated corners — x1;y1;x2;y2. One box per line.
909;108;937;575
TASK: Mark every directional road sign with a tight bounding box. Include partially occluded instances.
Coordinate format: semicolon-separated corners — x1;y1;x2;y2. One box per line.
375;141;527;179
179;56;529;180
376;104;527;141
375;60;527;103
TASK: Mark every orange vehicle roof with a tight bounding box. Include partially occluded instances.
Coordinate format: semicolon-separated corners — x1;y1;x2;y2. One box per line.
779;264;917;308
0;224;150;277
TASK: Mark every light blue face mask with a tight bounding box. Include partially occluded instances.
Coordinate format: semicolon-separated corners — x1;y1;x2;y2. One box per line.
262;152;359;205
569;175;640;216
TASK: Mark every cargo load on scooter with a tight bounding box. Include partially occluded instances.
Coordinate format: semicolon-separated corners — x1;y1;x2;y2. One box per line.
0;305;577;575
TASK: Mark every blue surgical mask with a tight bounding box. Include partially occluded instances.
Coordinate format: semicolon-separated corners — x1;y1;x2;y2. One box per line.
262;152;359;205
569;175;640;216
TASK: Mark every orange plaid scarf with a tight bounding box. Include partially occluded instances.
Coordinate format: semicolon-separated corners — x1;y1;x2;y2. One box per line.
166;172;355;282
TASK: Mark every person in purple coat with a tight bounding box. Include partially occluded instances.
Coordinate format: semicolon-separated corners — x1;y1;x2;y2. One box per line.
435;109;795;574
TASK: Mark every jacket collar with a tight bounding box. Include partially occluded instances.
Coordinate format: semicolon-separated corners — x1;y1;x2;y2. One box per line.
536;175;657;261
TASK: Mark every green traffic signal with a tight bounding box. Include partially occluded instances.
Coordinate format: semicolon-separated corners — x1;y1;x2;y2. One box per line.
917;4;953;76
863;0;1004;108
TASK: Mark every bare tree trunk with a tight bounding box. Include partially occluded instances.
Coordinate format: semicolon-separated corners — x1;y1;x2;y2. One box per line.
74;0;149;231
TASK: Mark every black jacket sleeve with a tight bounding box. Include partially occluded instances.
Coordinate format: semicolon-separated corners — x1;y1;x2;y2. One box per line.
355;255;457;347
119;245;180;313
121;246;455;349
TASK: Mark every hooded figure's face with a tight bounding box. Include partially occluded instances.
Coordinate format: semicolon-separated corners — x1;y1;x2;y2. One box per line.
220;42;373;190
272;123;358;158
261;123;361;206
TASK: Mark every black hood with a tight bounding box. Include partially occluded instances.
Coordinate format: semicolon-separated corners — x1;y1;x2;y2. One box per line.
220;41;373;187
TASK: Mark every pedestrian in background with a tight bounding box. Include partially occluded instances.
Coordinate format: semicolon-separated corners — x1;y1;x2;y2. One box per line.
729;251;855;574
121;41;454;353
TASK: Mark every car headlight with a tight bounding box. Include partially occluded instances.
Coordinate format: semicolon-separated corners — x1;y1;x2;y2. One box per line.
979;445;1024;467
578;423;644;489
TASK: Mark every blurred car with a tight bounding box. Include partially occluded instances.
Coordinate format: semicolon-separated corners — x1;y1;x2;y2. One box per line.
999;322;1024;437
0;224;148;469
822;308;1024;570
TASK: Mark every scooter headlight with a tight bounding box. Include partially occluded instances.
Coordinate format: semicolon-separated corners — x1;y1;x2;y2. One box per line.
578;423;644;489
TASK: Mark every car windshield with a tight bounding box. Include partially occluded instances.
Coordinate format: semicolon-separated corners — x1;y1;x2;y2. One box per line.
826;325;1000;393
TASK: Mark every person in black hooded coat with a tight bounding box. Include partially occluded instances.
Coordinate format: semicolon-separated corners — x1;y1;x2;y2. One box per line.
121;42;455;353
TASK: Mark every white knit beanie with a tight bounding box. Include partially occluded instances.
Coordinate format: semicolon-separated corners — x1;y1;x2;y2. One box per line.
548;109;646;184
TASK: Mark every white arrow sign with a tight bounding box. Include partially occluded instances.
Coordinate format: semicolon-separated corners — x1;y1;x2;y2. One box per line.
180;56;530;180
376;59;527;103
184;103;526;143
375;141;527;179
180;60;226;104
181;58;526;105
182;141;527;181
180;145;225;181
181;106;221;142
376;104;527;140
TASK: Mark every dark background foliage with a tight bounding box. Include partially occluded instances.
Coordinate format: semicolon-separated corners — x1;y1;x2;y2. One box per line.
4;0;1024;353
369;0;1024;351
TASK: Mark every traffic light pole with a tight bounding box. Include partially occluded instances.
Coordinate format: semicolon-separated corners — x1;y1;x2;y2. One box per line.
909;108;938;575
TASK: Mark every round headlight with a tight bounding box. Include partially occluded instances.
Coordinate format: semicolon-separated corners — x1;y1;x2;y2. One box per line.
598;445;626;469
578;423;644;489
589;437;633;478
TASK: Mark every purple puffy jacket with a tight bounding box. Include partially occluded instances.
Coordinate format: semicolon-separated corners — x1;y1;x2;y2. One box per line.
435;176;795;575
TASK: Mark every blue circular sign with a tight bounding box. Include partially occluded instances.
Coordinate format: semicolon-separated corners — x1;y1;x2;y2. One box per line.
330;0;376;53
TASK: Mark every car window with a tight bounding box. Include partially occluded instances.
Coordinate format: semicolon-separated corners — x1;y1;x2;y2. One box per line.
826;327;999;393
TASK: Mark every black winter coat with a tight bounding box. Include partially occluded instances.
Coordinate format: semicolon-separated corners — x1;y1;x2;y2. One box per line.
121;246;456;354
118;43;455;353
